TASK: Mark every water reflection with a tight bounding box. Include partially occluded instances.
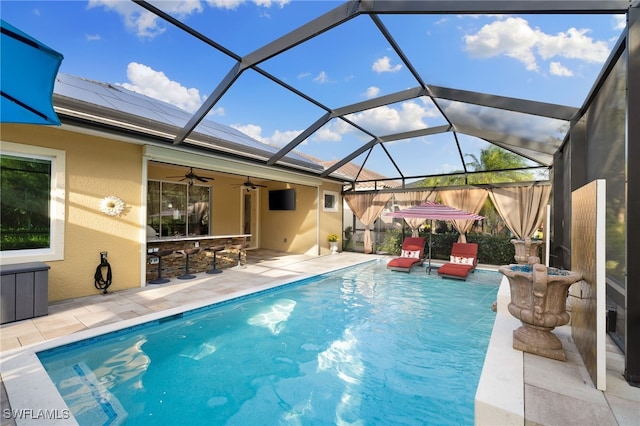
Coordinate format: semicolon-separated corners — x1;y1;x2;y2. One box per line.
247;298;297;335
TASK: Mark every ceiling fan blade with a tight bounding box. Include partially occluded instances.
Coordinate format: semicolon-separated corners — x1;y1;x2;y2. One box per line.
165;165;215;183
241;177;267;187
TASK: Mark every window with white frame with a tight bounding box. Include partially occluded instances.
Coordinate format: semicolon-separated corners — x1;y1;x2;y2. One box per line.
323;190;339;212
0;142;65;264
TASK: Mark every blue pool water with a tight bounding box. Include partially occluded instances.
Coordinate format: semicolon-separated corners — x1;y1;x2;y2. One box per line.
39;261;500;425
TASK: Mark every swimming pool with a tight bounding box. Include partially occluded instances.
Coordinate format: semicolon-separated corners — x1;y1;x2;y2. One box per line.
38;261;499;425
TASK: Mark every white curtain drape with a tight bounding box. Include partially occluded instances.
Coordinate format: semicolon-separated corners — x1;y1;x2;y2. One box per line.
344;192;393;254
393;190;438;236
439;189;487;243
488;185;551;240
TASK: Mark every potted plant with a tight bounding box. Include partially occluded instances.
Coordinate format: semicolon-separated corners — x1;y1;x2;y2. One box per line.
498;258;582;361
328;233;339;254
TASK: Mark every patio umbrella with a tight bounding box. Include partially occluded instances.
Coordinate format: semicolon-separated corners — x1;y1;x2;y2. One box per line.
1;19;63;125
384;201;484;273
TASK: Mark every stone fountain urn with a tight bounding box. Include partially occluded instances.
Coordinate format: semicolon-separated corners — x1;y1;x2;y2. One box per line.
498;259;582;361
510;237;544;264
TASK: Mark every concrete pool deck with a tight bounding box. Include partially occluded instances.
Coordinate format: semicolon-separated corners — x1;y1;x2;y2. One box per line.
1;250;638;425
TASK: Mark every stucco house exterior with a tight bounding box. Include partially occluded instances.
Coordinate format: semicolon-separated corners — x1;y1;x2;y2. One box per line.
1;73;347;301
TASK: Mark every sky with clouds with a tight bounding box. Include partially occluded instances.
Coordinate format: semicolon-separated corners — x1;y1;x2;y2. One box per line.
1;1;627;179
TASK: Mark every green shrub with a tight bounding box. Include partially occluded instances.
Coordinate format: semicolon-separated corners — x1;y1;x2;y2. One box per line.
378;229;403;254
467;234;516;265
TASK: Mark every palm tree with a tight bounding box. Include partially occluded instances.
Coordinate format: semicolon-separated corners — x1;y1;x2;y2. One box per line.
465;146;535;183
413;146;538;235
466;146;536;234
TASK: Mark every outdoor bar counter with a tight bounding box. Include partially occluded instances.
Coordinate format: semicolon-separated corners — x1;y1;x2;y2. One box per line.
146;234;250;282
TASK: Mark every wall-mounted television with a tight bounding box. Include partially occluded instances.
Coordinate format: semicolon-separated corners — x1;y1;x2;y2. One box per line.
268;189;296;211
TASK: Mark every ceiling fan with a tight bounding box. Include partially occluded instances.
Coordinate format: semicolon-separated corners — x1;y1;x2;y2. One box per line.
235;176;267;191
166;167;214;185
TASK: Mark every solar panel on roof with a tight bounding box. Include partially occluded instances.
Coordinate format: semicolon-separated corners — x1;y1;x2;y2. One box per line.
53;73;323;171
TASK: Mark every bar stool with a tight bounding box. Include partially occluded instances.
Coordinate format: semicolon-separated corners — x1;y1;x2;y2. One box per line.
205;245;226;274
230;243;248;269
178;247;200;280
148;249;174;284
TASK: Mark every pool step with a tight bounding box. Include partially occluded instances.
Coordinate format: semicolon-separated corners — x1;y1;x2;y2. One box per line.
47;361;128;426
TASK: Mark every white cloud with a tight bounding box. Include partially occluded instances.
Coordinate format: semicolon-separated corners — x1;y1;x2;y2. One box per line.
253;0;291;7
365;86;380;98
230;125;302;147
613;15;626;31
441;101;567;141
231;123;264;141
88;0;202;38
549;61;573;77
231;99;438;147
464;17;539;71
85;34;101;41
206;0;244;10
207;106;226;116
118;62;205;113
90;0;291;35
314;126;342;142
372;56;402;73
313;100;436;143
464;16;611;73
263;129;302;146
313;71;329;83
536;27;610;63
206;0;291;10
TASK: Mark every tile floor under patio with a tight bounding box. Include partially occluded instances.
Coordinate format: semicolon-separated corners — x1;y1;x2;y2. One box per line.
1;250;639;425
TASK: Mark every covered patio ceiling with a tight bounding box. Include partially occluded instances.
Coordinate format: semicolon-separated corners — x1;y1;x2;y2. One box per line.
63;1;634;188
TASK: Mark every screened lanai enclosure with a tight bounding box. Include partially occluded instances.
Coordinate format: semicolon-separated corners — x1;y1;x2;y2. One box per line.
35;0;630;387
4;0;637;386
104;0;639;388
130;0;622;188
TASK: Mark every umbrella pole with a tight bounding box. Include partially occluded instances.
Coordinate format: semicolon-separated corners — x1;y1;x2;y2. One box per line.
427;220;433;274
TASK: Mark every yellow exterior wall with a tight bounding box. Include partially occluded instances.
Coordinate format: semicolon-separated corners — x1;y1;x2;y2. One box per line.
259;183;317;254
212;175;246;235
1;125;345;302
258;181;343;255
1;124;144;301
318;182;344;255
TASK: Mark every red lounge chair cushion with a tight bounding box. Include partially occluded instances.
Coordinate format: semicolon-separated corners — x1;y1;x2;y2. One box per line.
387;256;423;271
438;262;474;280
450;243;478;268
387;237;426;272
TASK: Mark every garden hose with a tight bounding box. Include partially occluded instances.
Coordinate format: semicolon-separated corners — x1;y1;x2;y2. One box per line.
94;252;112;294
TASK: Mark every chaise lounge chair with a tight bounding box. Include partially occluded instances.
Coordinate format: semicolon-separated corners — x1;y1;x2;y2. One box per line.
437;242;478;280
387;237;426;273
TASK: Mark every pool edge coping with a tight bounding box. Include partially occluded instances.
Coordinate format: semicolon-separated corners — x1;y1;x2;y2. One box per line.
474;276;525;425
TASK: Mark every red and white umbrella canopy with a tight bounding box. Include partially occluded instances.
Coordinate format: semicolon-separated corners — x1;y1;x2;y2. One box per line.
384;201;484;221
